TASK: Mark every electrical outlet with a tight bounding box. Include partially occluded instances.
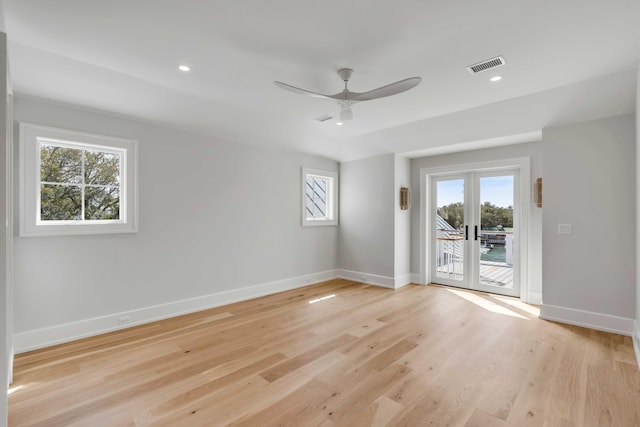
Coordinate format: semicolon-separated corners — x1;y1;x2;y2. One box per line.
117;316;132;326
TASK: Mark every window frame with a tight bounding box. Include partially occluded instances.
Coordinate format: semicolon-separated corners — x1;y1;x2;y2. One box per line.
20;123;138;236
301;167;338;227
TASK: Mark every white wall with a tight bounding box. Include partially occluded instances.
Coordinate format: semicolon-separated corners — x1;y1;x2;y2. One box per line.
338;154;395;282
541;114;635;333
410;141;543;300
12;96;339;351
394;156;411;285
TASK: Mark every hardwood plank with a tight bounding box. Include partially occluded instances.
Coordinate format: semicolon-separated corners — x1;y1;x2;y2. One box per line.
8;280;640;426
465;408;509;426
259;334;357;382
226;377;333;427
147;352;288;417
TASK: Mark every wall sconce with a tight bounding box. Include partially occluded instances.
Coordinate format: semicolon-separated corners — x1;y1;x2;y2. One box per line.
400;187;410;210
533;178;542;208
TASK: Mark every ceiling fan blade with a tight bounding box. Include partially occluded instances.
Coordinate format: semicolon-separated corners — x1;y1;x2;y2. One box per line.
273;81;334;100
339;107;353;121
350;77;422;101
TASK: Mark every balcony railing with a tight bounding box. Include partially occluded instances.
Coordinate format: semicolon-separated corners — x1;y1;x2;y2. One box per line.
435;229;464;280
435;229;513;287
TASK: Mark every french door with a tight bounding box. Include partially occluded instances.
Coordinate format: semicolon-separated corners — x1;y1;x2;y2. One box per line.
431;170;520;297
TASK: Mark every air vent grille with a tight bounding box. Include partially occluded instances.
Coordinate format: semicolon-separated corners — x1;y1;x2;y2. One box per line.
313;114;333;122
467;56;506;74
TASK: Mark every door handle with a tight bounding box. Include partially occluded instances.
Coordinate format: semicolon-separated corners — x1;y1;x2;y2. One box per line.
474;225;478;241
465;225;468;240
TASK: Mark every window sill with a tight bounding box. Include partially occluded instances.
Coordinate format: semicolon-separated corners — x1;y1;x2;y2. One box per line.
20;222;138;237
302;219;338;227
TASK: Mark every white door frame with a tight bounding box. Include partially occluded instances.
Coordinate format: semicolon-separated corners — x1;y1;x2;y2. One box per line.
419;157;531;302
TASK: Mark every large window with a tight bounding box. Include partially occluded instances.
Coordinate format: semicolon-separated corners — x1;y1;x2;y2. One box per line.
20;123;138;236
301;167;337;226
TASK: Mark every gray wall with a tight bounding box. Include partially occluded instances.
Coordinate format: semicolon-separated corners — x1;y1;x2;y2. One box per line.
12;97;339;334
542;114;635;318
338;154;395;278
636;65;640;337
410;141;543;297
0;31;8;427
394;156;411;280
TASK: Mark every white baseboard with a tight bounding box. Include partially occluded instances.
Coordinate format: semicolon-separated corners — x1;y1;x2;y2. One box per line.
539;304;634;336
633;321;640;369
394;274;412;289
335;270;411;289
410;273;422;285
338;269;411;289
337;269;395;289
14;269;339;354
527;291;542;305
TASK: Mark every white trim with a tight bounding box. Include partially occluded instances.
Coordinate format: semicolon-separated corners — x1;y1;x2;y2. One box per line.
14;269;339;353
539;304;634;336
528;291;542;305
394;274;412;289
7;352;12;386
633;320;640;369
6;94;13;385
419;157;531;301
410;273;422;285
19;123;138;236
336;269;396;289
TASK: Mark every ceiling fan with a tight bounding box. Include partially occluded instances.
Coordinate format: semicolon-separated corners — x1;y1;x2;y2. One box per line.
274;68;422;122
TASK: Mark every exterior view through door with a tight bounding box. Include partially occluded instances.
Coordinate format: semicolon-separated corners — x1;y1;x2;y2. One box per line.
431;170;520;297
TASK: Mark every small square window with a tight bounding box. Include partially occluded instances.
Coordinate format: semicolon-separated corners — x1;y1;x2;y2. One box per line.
20;123;138;236
302;167;337;226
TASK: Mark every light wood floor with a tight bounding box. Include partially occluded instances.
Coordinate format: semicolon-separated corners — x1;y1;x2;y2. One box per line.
9;280;640;426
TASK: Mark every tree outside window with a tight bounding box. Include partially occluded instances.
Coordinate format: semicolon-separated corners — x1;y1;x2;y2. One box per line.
39;144;121;222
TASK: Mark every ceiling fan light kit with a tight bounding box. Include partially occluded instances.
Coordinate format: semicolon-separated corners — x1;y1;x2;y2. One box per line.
274;68;421;122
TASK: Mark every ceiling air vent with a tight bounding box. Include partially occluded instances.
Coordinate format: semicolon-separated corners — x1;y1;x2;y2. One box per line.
313;114;333;123
467;56;506;74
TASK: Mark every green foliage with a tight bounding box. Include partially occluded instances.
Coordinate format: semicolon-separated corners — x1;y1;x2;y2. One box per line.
438;202;464;229
40;145;82;183
40;184;82;220
438;201;513;229
85;186;120;220
39;145;120;221
84;150;120;185
480;202;513;228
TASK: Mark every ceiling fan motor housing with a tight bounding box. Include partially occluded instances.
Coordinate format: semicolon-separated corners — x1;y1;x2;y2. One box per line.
337;68;354;81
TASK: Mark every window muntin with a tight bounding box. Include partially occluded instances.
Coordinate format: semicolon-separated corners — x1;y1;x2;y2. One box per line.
301;168;337;226
38;140;124;223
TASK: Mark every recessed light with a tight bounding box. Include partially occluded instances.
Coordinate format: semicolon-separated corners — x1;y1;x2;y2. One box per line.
490;75;502;82
178;65;190;72
336;122;343;126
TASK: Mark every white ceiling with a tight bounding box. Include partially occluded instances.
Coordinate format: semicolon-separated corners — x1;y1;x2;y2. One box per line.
3;0;639;161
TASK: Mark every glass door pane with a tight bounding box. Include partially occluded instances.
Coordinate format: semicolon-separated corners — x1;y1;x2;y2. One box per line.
434;178;466;284
477;174;516;293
